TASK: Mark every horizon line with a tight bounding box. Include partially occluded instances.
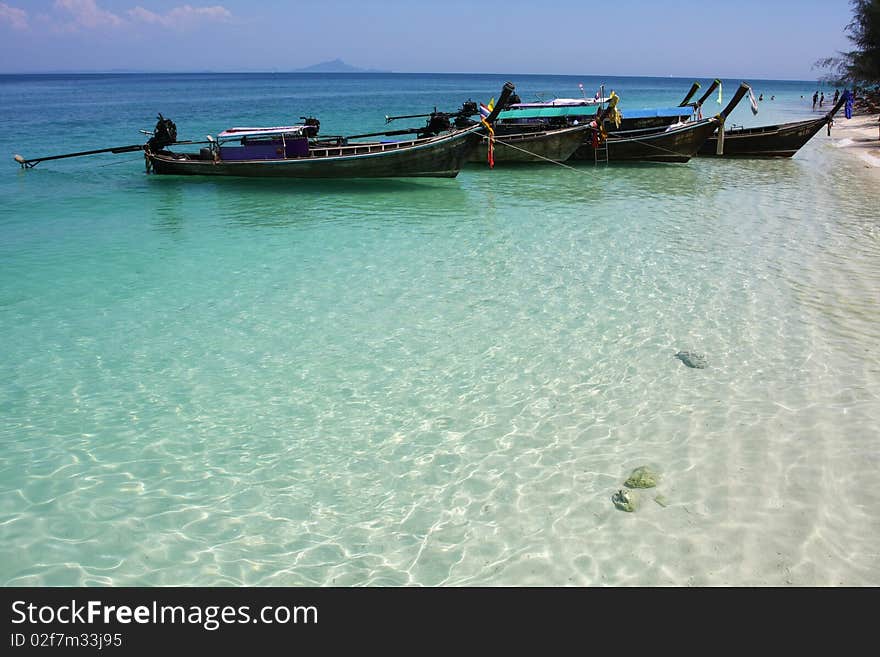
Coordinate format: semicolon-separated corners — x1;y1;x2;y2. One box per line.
0;70;825;83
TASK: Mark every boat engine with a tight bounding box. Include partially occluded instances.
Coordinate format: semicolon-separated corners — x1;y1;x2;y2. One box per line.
453;101;478;127
300;116;321;137
419;113;451;137
147;114;178;151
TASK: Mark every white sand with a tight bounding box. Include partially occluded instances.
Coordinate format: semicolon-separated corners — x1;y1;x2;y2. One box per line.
829;113;880;168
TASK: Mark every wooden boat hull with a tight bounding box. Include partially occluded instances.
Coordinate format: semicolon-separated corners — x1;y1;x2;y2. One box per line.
570;118;720;163
698;116;829;158
146;126;482;179
466;124;590;164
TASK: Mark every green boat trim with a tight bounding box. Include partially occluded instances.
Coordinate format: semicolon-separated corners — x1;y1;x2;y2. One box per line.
496;105;600;120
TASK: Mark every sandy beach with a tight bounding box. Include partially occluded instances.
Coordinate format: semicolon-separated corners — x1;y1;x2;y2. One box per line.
830;112;880;168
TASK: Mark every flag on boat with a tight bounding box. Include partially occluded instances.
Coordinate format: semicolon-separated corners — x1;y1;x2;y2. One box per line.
478;97;496;119
748;87;759;115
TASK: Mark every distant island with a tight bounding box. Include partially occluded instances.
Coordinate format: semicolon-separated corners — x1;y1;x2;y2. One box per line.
293;59;390;73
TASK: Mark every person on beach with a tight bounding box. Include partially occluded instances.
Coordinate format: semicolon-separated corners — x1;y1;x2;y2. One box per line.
833;89;840;104
812;91;819;110
759;93;764;101
820;92;825;108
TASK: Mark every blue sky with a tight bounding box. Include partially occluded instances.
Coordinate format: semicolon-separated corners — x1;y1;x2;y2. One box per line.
0;0;854;79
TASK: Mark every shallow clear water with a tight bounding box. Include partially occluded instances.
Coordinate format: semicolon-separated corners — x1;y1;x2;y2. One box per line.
1;74;878;586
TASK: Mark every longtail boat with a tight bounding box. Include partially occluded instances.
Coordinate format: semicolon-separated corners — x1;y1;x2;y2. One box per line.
466;123;591;165
146;83;514;179
569;117;722;163
465;100;600;164
570;83;752;163
697;92;848;158
147;123;482;179
386;99;594;166
473;80;724;165
502;80;720;135
15;83;516;179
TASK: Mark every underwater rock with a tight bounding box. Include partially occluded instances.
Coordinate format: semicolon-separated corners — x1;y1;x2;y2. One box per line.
625;466;659;489
675;350;707;369
612;489;638;512
653;494;669;508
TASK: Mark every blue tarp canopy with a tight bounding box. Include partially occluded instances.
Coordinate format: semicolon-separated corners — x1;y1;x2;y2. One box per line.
620;107;695;119
497;105;694;121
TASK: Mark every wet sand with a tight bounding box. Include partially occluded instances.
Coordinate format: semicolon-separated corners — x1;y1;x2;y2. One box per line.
830;113;880;168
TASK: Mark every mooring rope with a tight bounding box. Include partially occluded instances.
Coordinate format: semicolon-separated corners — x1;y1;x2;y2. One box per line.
491;137;584;172
486;116;712;169
592;124;699;158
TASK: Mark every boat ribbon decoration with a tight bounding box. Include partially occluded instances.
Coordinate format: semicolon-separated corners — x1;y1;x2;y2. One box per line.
479;98;496;168
717;81;723;105
748;87;759;115
589;91;619;146
590;119;609;147
597;122;608;146
606;91;621;129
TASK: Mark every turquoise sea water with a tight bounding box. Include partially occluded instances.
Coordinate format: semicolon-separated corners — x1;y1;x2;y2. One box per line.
1;74;878;586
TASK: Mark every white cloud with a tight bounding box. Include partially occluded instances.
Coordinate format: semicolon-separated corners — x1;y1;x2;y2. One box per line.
0;2;28;30
129;4;231;28
46;2;231;32
127;6;162;24
53;0;123;29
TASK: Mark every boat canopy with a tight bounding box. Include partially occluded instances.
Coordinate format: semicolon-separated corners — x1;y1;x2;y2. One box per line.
619;107;694;120
497;105;600;120
217;126;308;140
